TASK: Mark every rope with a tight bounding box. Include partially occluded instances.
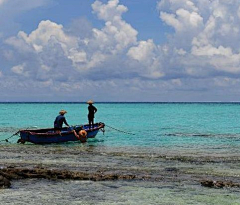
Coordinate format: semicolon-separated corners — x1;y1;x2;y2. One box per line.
0;130;20;143
0;126;36;144
105;124;135;135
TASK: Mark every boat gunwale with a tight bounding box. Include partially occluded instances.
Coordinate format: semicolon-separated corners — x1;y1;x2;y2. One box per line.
19;122;105;136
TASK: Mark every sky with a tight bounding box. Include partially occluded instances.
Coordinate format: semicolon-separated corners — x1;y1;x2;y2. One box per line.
1;0;240;102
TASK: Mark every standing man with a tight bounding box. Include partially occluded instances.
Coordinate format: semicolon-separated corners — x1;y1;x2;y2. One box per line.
54;110;69;132
87;100;97;128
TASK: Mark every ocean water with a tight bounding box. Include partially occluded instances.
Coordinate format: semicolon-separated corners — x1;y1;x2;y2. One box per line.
0;102;240;204
1;102;240;151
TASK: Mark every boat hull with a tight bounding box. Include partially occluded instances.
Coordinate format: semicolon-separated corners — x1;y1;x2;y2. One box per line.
19;122;105;144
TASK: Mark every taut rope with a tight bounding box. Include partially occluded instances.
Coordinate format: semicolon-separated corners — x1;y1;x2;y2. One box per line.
105;124;135;135
0;130;20;143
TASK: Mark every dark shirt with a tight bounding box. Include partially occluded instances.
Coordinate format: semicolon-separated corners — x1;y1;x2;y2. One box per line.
88;105;97;119
54;115;69;129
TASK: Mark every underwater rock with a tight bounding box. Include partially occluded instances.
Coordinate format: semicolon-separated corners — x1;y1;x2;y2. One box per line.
200;180;214;187
0;175;11;188
164;167;179;172
201;179;240;188
0;167;139;182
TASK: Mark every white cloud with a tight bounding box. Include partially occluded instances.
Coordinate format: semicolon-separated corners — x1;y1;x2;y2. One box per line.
68;49;87;64
157;0;240;75
127;39;155;62
4;0;139;84
11;64;26;75
6;20;83;79
92;0;127;21
171;79;182;86
127;39;164;78
5;34;34;53
90;0;138;57
160;9;203;32
5;0;140;77
2;0;240;101
191;45;233;57
18;20;78;53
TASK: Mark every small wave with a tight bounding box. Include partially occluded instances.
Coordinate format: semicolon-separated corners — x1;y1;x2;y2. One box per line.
164;133;211;137
164;133;240;138
161;127;175;130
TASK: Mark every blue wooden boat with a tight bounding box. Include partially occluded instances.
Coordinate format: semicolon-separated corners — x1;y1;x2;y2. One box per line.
18;122;105;144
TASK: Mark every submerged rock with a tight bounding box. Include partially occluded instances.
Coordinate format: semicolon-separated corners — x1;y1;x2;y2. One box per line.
200;179;240;188
0;175;11;188
164;167;179;172
0;167;140;183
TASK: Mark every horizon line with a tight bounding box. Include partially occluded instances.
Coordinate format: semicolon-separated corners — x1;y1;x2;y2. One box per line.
0;101;240;103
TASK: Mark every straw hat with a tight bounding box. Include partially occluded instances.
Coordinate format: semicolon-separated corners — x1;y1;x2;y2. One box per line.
87;100;94;104
59;110;67;115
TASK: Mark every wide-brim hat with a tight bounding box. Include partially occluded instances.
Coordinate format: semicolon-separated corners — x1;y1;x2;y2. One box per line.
87;100;94;104
59;110;67;114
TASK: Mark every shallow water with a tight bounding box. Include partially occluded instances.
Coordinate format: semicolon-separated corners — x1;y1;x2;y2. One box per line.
1;103;240;204
1;103;240;150
1;179;240;205
0;143;240;204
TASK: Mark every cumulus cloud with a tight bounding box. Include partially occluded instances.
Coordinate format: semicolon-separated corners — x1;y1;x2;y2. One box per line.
17;20;78;53
5;0;142;80
92;0;128;21
89;0;138;59
2;0;240;101
127;39;164;78
11;64;26;75
157;0;240;77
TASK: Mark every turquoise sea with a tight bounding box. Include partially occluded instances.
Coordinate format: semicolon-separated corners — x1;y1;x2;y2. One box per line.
0;103;240;204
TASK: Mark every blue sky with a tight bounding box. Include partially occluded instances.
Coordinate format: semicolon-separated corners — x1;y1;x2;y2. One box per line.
1;0;240;102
